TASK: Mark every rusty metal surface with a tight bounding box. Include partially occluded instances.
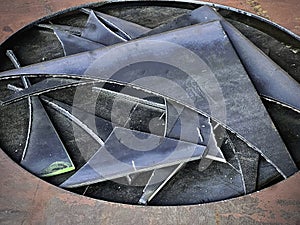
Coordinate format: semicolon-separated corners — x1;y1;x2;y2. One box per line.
0;1;299;225
0;148;299;224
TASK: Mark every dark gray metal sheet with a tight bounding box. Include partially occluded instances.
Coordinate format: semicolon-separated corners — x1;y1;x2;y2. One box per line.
21;96;75;177
221;20;300;111
145;5;300;111
60;127;206;188
54;29;104;55
81;10;126;45
138;163;184;204
225;133;260;194
41;96;114;143
82;8;151;39
5;50;75;177
166;100;210;145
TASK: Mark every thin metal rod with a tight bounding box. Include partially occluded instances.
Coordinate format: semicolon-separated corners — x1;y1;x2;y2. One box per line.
92;86;166;110
5;50;32;160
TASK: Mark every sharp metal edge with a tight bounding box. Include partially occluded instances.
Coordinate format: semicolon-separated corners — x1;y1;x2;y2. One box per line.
5;50;75;177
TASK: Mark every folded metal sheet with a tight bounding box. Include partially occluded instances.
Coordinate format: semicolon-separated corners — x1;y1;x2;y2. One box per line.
54;29;104;55
81;10;126;45
81;8;151;39
0;20;297;177
60;127;206;188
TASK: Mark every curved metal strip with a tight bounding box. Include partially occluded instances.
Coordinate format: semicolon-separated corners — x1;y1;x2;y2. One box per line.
1;78;94;105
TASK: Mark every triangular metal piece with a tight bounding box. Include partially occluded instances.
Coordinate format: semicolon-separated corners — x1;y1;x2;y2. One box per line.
226;133;260;194
20;96;75;177
221;21;300;112
54;29;104;55
166;100;225;163
81;10;126;45
60;127;206;188
138;163;184;204
145;5;300;112
143;6;220;36
81;8;150;39
40;96;113;144
139;100;225;205
5;50;75;177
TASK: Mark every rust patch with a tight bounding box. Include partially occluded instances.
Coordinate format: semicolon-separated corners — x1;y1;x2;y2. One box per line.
246;0;270;19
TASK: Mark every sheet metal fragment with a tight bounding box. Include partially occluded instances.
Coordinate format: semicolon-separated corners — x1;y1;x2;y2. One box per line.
20;95;75;177
138;163;184;205
60;127;206;188
5;50;75;177
225;132;259;193
81;10;126;45
81;8;151;39
54;29;104;55
221;21;300;112
145;5;300;112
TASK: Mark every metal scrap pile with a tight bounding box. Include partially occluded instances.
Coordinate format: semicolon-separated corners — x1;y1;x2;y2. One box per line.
0;4;299;205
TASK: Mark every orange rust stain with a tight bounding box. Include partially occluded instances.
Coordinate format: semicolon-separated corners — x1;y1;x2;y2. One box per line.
246;0;270;19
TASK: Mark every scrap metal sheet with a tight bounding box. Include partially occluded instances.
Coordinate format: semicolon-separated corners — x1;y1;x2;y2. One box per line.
60;127;206;188
55;29;104;55
81;10;126;45
21;96;75;176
